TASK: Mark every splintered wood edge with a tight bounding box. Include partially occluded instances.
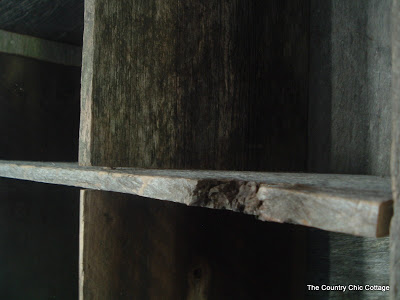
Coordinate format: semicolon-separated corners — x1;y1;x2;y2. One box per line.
0;160;393;237
0;29;82;66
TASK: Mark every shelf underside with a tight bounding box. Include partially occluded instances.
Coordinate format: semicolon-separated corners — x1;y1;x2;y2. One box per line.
0;160;393;237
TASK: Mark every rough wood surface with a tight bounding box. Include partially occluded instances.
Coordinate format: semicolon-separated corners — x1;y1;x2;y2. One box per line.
0;160;393;237
80;190;297;299
391;0;400;298
78;0;94;165
79;0;309;171
78;0;310;299
309;0;392;176
0;29;82;66
307;2;393;299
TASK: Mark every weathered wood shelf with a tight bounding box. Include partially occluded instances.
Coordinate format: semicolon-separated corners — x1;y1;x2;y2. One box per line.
0;0;397;298
0;29;82;66
0;160;392;237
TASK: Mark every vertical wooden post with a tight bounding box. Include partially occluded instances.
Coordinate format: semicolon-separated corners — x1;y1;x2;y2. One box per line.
79;0;309;299
391;0;400;299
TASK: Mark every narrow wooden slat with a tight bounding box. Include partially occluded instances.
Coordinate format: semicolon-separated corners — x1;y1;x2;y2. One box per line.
391;0;400;298
79;190;85;300
0;29;82;66
0;160;392;237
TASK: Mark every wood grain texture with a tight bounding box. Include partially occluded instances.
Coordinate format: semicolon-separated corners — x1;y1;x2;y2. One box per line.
0;160;393;237
79;0;310;299
79;0;309;171
0;29;82;66
307;2;393;299
0;0;84;46
78;0;94;165
391;0;400;298
80;190;297;299
309;0;392;176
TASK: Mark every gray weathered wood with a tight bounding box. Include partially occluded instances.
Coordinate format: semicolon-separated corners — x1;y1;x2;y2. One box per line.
78;0;94;165
391;0;400;298
79;0;309;171
78;0;310;299
79;189;298;300
0;29;82;66
0;160;393;237
308;2;393;299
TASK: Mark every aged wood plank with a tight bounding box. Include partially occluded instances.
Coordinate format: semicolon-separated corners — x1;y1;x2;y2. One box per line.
0;160;392;237
78;0;310;299
391;0;400;298
0;29;82;66
308;2;393;298
78;0;94;164
78;190;85;300
79;0;309;171
80;190;296;299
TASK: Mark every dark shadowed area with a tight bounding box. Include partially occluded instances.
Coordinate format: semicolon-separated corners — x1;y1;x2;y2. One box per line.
0;53;81;298
0;0;84;45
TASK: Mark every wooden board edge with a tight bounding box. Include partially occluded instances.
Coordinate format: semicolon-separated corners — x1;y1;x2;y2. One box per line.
0;161;393;237
79;189;86;300
0;29;82;66
79;0;95;166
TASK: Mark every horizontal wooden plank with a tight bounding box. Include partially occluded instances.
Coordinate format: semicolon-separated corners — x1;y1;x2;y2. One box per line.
0;30;82;66
0;160;393;237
